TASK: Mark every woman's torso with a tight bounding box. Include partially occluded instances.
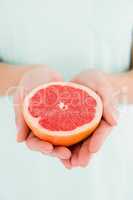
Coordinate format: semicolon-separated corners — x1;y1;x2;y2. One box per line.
0;0;133;79
0;1;133;200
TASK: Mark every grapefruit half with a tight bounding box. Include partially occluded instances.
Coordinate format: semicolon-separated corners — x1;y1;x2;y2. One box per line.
22;82;103;146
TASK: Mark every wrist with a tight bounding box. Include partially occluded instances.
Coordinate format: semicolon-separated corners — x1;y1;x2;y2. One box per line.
13;66;33;84
0;64;34;96
108;71;133;104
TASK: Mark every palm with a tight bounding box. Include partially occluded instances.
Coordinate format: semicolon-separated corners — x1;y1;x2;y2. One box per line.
60;119;112;168
60;69;118;168
14;67;118;168
14;65;72;159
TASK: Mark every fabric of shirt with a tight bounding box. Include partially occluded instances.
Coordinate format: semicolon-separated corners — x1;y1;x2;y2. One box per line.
0;0;133;200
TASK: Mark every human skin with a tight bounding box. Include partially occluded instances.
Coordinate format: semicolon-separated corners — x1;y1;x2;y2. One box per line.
0;63;133;168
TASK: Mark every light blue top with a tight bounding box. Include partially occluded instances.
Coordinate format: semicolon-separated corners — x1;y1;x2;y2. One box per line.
0;0;133;80
0;1;133;200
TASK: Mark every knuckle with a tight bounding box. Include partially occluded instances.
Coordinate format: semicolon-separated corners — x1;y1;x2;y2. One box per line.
26;140;33;150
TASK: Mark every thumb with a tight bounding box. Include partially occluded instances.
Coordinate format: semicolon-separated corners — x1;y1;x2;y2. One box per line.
14;91;29;142
89;120;112;153
15;111;29;142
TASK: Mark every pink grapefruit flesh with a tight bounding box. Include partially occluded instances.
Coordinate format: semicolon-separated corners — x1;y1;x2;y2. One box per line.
22;82;103;146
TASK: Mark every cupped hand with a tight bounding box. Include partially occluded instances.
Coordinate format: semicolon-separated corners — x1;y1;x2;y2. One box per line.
14;65;71;160
60;70;119;169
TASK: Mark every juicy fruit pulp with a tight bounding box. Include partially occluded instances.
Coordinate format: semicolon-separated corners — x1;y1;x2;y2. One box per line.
28;85;97;131
23;82;103;146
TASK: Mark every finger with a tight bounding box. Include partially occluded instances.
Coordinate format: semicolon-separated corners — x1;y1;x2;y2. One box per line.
72;70;119;126
26;133;53;154
14;66;63;142
19;66;63;95
60;159;72;169
100;86;119;126
78;140;93;167
89;120;112;153
70;144;81;167
14;92;29;142
16;113;29;142
52;146;71;160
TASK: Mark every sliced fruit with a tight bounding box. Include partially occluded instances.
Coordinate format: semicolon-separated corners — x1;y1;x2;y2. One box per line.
22;82;103;146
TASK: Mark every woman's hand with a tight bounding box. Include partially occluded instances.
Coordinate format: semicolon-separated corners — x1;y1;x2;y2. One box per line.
60;70;119;169
14;65;71;160
14;67;119;168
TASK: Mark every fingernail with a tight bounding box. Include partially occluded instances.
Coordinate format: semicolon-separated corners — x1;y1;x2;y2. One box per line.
16;123;21;132
16;133;23;142
65;166;72;170
60;151;71;160
40;145;54;154
113;109;120;124
41;149;53;154
80;154;93;167
16;124;26;143
44;145;54;152
15;117;21;131
57;152;71;160
59;154;70;160
80;162;88;168
71;158;78;167
15;122;22;142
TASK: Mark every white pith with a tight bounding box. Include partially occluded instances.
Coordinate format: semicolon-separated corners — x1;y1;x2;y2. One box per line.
58;102;68;110
23;82;103;136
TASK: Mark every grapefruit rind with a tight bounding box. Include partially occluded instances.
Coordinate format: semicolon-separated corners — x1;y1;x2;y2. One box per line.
22;82;103;146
